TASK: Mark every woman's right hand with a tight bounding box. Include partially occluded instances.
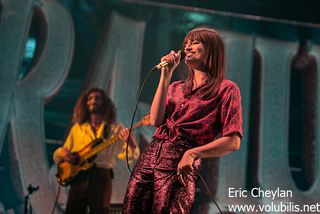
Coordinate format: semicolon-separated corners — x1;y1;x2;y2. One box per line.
160;50;182;74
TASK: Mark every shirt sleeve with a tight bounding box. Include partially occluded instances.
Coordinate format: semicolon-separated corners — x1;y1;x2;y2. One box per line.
116;142;140;163
220;84;243;138
53;125;75;163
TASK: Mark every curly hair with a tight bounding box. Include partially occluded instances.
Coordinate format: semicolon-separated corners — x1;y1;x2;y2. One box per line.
73;88;116;124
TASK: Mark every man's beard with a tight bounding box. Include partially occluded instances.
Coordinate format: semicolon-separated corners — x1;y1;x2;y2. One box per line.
89;105;104;114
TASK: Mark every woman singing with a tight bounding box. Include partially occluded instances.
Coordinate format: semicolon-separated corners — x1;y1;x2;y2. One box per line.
123;27;243;214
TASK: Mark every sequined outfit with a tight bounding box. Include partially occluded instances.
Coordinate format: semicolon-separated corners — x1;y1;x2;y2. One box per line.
123;80;243;214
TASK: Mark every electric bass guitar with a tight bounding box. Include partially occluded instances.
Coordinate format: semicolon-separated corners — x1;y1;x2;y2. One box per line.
56;114;150;186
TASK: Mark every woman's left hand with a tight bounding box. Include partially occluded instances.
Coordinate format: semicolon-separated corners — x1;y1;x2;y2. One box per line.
177;150;196;187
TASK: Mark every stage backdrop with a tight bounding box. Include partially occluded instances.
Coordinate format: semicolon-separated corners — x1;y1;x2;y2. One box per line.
0;0;320;213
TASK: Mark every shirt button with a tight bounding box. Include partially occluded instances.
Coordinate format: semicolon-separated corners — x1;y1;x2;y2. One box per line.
180;104;184;107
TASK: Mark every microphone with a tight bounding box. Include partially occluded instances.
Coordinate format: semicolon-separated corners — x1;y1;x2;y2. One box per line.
152;51;185;71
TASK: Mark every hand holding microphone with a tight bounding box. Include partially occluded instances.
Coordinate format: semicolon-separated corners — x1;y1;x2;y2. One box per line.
152;50;185;71
177;150;197;188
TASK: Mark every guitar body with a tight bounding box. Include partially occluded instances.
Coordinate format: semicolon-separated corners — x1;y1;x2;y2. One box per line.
56;160;95;186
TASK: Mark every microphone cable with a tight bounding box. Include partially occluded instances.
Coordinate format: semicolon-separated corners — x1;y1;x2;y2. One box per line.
123;61;223;214
194;168;223;214
124;64;153;174
124;65;176;183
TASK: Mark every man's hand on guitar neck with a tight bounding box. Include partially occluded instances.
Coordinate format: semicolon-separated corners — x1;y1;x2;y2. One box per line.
117;127;140;161
119;128;138;149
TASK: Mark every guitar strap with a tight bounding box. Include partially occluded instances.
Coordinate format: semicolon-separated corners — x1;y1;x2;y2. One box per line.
103;122;111;139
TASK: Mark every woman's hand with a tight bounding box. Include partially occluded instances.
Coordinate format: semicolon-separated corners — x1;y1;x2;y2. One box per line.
160;50;182;74
177;150;197;187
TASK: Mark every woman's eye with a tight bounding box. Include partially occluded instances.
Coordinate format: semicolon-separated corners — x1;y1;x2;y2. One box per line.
184;40;199;47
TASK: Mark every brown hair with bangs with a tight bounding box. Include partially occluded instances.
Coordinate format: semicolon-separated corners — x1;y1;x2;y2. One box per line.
73;88;116;124
183;27;225;99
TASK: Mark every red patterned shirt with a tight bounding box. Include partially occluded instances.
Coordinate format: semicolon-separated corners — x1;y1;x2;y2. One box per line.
153;79;243;146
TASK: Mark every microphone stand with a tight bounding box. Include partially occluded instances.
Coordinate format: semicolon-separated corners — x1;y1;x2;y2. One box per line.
24;184;39;214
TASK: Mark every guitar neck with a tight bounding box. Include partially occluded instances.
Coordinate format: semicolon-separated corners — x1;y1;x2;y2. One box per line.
131;122;141;130
81;121;143;162
82;136;117;161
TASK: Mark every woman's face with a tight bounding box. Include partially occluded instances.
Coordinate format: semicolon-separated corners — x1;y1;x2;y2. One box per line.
184;39;206;69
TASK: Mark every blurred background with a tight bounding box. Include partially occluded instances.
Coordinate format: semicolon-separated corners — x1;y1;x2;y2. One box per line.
0;0;319;213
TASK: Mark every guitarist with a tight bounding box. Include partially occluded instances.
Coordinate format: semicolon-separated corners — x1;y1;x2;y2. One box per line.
53;88;139;214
